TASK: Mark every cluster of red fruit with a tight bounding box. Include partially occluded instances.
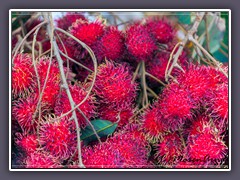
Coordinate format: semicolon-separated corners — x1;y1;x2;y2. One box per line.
12;12;229;169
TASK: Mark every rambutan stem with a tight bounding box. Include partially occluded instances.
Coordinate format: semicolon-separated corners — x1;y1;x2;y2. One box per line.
132;62;141;83
141;61;148;107
188;35;228;78
43;13;85;168
145;72;166;86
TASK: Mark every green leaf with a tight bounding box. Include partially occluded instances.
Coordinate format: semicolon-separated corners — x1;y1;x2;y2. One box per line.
176;12;192;24
80;119;117;144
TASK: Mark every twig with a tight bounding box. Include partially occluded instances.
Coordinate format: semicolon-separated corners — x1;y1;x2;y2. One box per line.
145;72;166;86
165;12;205;82
12;20;48;64
204;15;210;52
44;13;85;168
146;86;158;99
141;61;148;107
132;62;141;83
189;35;228;78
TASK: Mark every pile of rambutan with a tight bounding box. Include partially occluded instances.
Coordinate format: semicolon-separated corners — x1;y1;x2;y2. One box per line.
11;12;229;169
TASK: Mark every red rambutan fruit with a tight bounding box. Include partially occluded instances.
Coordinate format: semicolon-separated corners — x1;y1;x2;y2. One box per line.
70;19;105;47
36;58;61;107
155;132;184;167
141;104;169;142
39;116;77;160
159;83;195;131
54;83;96;128
12;54;35;97
186;115;228;163
25;151;62;168
92;61;138;108
15;133;38;155
81;130;150;168
125;23;157;62
56;12;86;31
93;26;125;62
12;95;46;133
145;17;174;44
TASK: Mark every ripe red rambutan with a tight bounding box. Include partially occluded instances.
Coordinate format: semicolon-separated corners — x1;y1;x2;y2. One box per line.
12;54;35;97
159;83;195;131
36;58;61;107
25;151;62;168
81;130;150;168
93;26;125;62
12;95;46;133
145;17;174;44
141;104;169;142
15;133;38;155
70;19;105;47
56;12;86;31
155;132;184;167
92;61;138;108
125;23;157;62
98;104;134;128
39;117;77;160
54;83;96;128
186;115;228;163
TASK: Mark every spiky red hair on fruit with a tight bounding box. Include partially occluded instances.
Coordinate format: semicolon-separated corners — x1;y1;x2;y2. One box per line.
145;17;175;44
155;132;184;167
186;115;228;163
15;133;38;155
12;54;35;97
125;23;157;62
39;116;76;161
54;83;96;128
92;60;138;108
25;151;62;168
93;26;125;62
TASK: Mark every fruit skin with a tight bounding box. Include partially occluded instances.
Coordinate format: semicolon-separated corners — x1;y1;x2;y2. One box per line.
155;132;184;167
125;23;157;62
158;83;195;131
81;129;151;168
205;83;228;133
12;94;47;133
12;54;35;97
56;12;86;31
145;17;174;44
36;58;62;108
186;115;228;164
39;116;77;161
93;26;125;62
141;103;169;142
92;60;138;108
54;83;96;128
25;151;62;168
15;133;38;155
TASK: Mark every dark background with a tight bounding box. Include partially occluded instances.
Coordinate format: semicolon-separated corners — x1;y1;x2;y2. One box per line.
1;0;239;179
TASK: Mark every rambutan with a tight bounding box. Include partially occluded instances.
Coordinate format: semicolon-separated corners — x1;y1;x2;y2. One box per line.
125;23;157;62
155;132;184;167
15;133;38;154
54;83;96;128
206;84;228;132
36;58;61;107
81;130;150;168
174;159;208;169
39;116;77;160
56;12;86;31
12;54;35;97
186;115;228;163
141;104;169;142
12;95;46;133
159;83;195;131
70;19;105;47
92;61;138;108
25;151;62;168
93;26;125;62
145;17;174;43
